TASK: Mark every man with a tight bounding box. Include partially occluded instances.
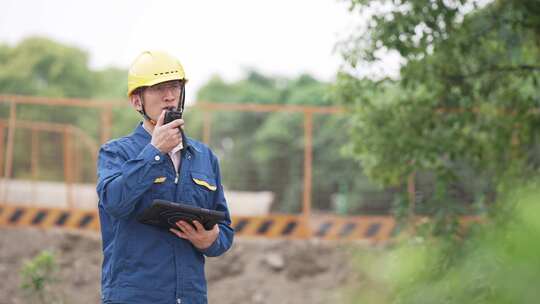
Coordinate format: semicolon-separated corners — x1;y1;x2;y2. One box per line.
96;50;234;304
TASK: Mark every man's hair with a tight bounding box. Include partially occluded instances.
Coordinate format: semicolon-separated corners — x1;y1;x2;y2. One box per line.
132;86;146;96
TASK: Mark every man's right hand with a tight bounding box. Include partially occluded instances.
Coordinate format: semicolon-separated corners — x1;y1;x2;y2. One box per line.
150;110;184;153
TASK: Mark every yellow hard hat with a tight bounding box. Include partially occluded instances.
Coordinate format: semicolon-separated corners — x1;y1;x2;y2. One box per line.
127;50;186;96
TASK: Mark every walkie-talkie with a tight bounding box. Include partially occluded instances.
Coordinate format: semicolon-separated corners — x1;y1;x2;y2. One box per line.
164;109;182;124
163;81;187;148
164;109;187;149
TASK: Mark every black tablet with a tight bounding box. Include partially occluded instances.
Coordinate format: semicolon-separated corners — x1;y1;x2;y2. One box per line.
137;199;226;231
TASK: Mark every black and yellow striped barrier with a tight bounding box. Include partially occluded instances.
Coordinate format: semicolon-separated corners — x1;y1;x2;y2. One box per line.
0;204;100;231
308;215;396;242
231;214;397;242
0;204;400;241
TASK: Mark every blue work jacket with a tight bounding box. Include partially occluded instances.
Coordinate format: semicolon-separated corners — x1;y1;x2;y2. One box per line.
96;123;234;304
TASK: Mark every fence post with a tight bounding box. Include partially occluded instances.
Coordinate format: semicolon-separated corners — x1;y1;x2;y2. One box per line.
63;126;74;208
303;111;313;236
0;125;4;181
2;101;17;202
31;128;40;204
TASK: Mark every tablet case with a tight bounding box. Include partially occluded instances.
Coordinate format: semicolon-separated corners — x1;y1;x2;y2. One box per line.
137;199;226;231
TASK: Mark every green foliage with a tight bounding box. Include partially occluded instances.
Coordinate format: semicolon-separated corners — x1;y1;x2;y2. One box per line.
93;67;128;99
0;37;130;182
335;0;540;225
20;250;61;304
0;37;94;98
348;181;540;304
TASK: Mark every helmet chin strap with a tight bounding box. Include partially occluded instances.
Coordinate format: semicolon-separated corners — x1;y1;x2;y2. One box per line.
178;81;186;118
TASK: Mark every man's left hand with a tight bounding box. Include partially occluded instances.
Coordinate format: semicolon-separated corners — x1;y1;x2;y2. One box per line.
170;220;219;250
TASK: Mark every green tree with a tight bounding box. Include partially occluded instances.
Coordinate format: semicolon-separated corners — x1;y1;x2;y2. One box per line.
0;36;130;181
93;67;128;99
0;37;95;97
335;0;540;231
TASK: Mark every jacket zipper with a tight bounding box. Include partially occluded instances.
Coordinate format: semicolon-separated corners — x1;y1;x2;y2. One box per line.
166;154;180;184
175;150;184;185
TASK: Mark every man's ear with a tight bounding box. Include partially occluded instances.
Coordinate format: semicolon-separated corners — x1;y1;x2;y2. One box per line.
129;94;143;111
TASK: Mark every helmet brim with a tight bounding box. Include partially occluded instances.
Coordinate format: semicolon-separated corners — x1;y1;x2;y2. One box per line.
128;75;188;96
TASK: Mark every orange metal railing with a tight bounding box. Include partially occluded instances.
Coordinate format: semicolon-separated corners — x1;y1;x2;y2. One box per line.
0;95;349;220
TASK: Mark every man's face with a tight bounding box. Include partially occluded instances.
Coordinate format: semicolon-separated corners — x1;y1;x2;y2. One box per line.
130;80;183;121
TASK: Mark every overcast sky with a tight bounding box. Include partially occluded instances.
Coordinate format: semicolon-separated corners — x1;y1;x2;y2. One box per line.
0;0;400;101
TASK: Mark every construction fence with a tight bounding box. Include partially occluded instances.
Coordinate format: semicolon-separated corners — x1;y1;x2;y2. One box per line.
0;94;410;241
0;95;398;215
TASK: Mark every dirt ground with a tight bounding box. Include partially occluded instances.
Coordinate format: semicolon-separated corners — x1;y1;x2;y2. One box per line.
0;228;366;304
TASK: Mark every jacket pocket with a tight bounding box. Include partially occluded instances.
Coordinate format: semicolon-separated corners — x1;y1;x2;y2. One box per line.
149;176;175;201
191;172;217;191
189;172;217;207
